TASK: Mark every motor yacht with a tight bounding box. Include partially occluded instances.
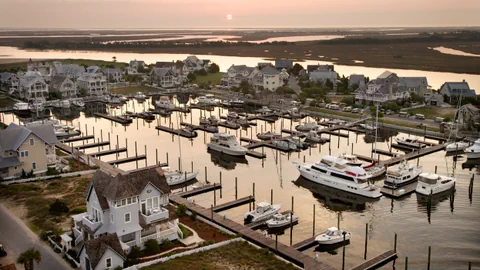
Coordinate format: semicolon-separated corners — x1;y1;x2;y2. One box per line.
155;96;175;110
198;94;217;105
199;116;219;126
315;227;351;245
207;133;247;156
415;173;456;195
445;141;470;154
266;213;298;228
244;201;281;224
384;161;422;188
465;139;480;159
135;92;146;100
71;100;85;108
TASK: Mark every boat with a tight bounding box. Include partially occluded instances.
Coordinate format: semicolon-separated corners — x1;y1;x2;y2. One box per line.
359;123;378;131
257;131;282;140
207;133;247;156
384;160;422;188
155;96;175;110
338;153;363;167
287;138;310;150
198;94;217;105
395;137;426;149
445;141;470;154
266;213;298;228
135;92;146;100
464;139;480;159
305;131;329;143
315;227;351;245
119;95;128;102
256;106;272;114
137;112;155;121
293;156;382;198
295;123;320;132
220;121;241;130
415;173;456;196
182;127;198;137
54;126;81;138
28;101;44;112
54;100;70;109
220;100;231;107
272;139;297;151
226;111;239;119
110;97;122;105
229;98;245;107
244;201;282;224
71;100;85;108
200;116;219;126
363;162;386;178
325;119;346;127
235;118;254;128
163;167;199;186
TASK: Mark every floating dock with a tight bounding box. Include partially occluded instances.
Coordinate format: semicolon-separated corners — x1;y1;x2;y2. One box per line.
91;148;127;157
291;236;318;251
61;135;95;143
351;250;398;270
213;196;255;213
177;184;222;198
93;113;133;124
108;155;146;165
281;129;307;138
381;143;446;167
155;125;198;138
180;122;218;133
76;141;110;150
372;149;400;157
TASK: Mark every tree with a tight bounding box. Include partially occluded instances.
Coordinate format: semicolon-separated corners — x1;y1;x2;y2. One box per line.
49;199;69;216
290;63;304;76
325;79;334;90
112;56;117;63
340;96;355;106
187;73;196;82
79;88;88;97
208;63;220;73
239;80;251;95
17;248;41;270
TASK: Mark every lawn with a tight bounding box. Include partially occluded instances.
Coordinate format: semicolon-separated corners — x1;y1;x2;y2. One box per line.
0;58;128;72
307;106;362;119
406;106;456;120
0;96;16;108
111;85;161;95
143;241;297;270
194;72;224;85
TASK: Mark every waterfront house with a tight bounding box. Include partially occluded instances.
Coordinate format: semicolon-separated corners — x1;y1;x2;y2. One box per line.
51;61;85;79
307;64;334;73
155;61;189;83
27;59;51;76
150;68;176;88
104;68;123;83
440;81;477;99
77;67;107;96
399;77;429;95
309;67;338;88
354;72;410;104
424;92;445;107
259;66;281;92
275;59;293;70
457;104;480;129
0;72;19;94
17;71;49;101
348;74;365;89
71;168;180;256
0;123;57;180
127;60;146;74
49;75;77;98
183;56;210;72
79;233;126;270
221;65;258;89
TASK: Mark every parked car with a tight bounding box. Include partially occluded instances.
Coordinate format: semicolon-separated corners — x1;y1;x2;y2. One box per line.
435;117;444;123
352;108;360;114
343;106;352;112
399;111;408;118
386;110;393;115
415;114;425;120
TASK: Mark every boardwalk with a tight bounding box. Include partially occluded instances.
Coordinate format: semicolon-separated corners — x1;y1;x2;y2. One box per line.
61;135;95;143
93;113;132;124
381;143;447;167
350;250;397;270
212;196;255;212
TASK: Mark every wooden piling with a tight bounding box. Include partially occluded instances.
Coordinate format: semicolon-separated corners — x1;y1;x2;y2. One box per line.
342;231;346;270
427;246;431;270
394;232;397;252
135;141;138;169
213;183;216;206
271;189;273;205
252;183;256;210
313;204;316;237
156;149;158;164
219;172;222;199
405;257;408;270
205;166;208;183
290;196;294;246
364;223;368;260
235;177;238;200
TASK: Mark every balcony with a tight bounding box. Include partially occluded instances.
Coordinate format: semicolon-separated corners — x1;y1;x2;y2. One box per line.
82;215;102;232
140;207;169;225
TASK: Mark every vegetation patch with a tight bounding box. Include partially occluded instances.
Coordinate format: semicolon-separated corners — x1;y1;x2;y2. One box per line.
178;215;232;243
406;106;456;120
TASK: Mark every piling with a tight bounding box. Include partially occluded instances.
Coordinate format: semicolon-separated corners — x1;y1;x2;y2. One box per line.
313;204;316;237
213;183;216;206
205;166;208;183
405;257;408;270
337;213;341;229
435;165;437;174
275;234;278;251
290;196;294;246
126;138;128;156
427;246;431;270
156;149;158;164
135;141;138;169
210;205;213;220
108;133;111;150
219;172;222;198
271;189;273;205
342;231;347;270
166;152;169;165
235;177;238;200
364;223;368;260
191;161;193;173
394;233;397;252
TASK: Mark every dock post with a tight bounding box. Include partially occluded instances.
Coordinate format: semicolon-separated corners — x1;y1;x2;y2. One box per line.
135;141;138;169
469;262;472;270
342;231;347;270
108;132;111;150
427;246;431;270
313;204;316;237
166;152;169;165
275;234;278;251
252;183;255;210
126;138;128;156
235;177;238;200
364;223;368;260
303;155;306;163
337;129;340;148
178;157;181;170
156;149;158;164
271;189;273;205
85;124;88;136
93;126;95;139
405;257;408;270
351;143;354;154
435;165;437;174
219;172;222;199
205;166;208;183
191;161;193;173
337;213;341;229
184;172;187;192
144;145;147;167
213;183;216;206
210;205;213;220
394;232;397;252
100;129;103;143
290;196;294;246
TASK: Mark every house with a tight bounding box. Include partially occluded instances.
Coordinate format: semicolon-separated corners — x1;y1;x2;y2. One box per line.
183;56;210;72
127;60;146;74
79;233;126;270
457;104;480;129
349;74;365;89
279;69;290;81
51;61;85;79
155;61;189;83
309;68;338;88
71;168;181;258
440;81;476;99
424;93;445;107
0;123;57;180
27;59;51;76
0;72;19;93
257;62;273;69
275;59;293;70
104;68;123;83
150;68;175;88
307;64;334;73
49;75;77;98
17;71;49;101
221;65;258;89
77;68;107;96
259;66;281;92
354;72;410;104
399;77;429;95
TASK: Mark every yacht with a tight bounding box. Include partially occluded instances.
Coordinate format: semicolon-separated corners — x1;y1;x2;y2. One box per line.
287;138;310;150
163;167;199;186
384;161;422;188
229;98;245;107
305;131;329;143
54;100;71;109
295;123;320;132
207;133;248;156
135;92;146;100
445;141;470;154
359;123;378;131
227;111;239;119
315;227;351;245
199;116;219;126
155;97;175;110
415;173;456;196
244;201;282;224
395;137;426;149
464;139;480;159
257;131;282;141
338;153;363;167
198;94;217;105
272;139;297;151
71;100;85;108
256;106;272;114
293;156;382;198
266;213;299;229
13;102;29;112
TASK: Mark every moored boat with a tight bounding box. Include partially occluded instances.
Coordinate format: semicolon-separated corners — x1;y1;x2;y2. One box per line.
395;137;426;149
415;173;456;196
295;123;320;132
465;139;480;159
257;131;282;140
163;167;199;186
384;160;422;188
266;213;298;228
244;201;282;224
445;141;470;154
207;133;247;156
315;227;351;245
304;131;329;143
272;139;297;151
339;153;363;167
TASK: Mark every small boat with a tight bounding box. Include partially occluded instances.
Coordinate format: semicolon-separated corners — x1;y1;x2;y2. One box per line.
295;123;320;132
287;138;310;150
235;118;254;128
363;163;386;178
208;133;247;156
135;92;146;100
110;97;122;104
229;98;245;107
256;106;272;114
395;137;426;149
415;173;456;196
266;213;298;228
220;121;241;130
325;119;346;127
54;100;71;109
244;201;282;224
220;100;231;107
119;95;128;102
464;139;480;159
384;160;422;188
163;167;199;186
182;128;198;137
272;140;297;151
29;102;44;112
305;131;329;143
257;131;282;140
55;127;81;138
13;102;30;112
338;153;363;167
118;115;133;123
200;116;219;126
155;96;175;110
445;141;470;154
359;123;378;131
198;94;217;105
71;100;85;108
137;112;155;121
315;227;351;245
227;111;239;119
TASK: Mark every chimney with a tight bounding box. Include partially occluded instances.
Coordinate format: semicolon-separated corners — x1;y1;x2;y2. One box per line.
388;84;393;100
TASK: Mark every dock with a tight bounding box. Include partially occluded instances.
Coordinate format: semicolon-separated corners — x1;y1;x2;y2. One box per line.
155;125;198;138
355;154;375;163
350;250;397;270
91;147;127;157
391;143;417;152
218;121;241;130
381;143;446;167
319;130;349;138
76;141;110;150
212;196;255;212
372;149;399;157
180;122;218;133
93;113;133;124
246;150;267;159
61;135;94;143
247;115;278;123
177;184;222;198
108;155;146;165
291;236;318;251
281;129;307;138
424;134;447;142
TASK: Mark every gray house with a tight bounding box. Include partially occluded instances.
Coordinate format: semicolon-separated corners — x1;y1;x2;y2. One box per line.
104;68;123;83
440;81;476;98
79;233;126;270
399;77;429;95
349;74;365;89
49;75;77;98
275;59;293;70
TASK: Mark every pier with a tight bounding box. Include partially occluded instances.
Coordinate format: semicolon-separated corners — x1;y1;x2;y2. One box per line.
155;125;198;138
351;250;397;270
180;122;218;133
246;210;296;230
212;196;255;212
291;236;318;251
381;143;447;167
93;113;133;124
76;141;110;150
91;148;127;157
61;135;95;143
108;155;146;165
177;184;222;198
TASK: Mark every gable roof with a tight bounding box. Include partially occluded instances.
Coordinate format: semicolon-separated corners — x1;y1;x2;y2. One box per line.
84;233;126;269
377;70;395;79
229;65;255;74
87;66;102;74
0;155;21;170
261;66;280;75
25;124;58;145
151;67;174;77
104;68;122;74
130;60;145;66
49;75;72;92
0;123;53;152
399;77;428;88
349;74;365;86
307;64;334;73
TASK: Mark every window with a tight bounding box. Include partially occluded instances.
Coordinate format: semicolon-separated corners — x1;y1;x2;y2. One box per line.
30;138;34;146
125;213;131;223
105;258;112;268
110;213;114;224
32;162;36;170
25;151;28;157
127;197;132;204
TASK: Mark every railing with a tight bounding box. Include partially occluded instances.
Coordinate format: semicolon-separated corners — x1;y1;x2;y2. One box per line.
140;207;169;225
125;239;136;247
82;216;102;232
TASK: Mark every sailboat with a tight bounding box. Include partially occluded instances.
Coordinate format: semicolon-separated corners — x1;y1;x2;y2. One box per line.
445;93;470;154
366;104;386;177
172;112;199;183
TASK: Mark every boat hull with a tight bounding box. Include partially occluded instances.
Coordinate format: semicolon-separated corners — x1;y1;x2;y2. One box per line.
316;234;351;245
466;151;480;159
415;179;456;195
207;144;247;157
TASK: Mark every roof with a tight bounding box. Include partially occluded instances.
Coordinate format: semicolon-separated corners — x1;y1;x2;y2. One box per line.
460;104;480;114
307;64;334;72
229;65;255;74
261;66;280;75
442;82;476;97
49;75;71;92
399;77;428;88
0;72;18;82
25;123;58;144
275;59;293;68
19;76;46;88
349;74;364;86
130;60;145;65
104;68;122;74
377;70;395;79
86;66;102;74
84;233;126;269
0;123;33;151
151;67;173;77
0;156;21;170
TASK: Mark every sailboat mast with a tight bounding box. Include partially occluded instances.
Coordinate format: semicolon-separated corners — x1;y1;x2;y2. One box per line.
374;104;379;160
176;111;182;171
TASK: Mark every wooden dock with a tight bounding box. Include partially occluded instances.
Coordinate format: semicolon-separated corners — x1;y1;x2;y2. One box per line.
108;155;146;165
246;150;267;159
55;143;73;154
213;196;255;212
61;135;94;143
291;236;318;251
247;115;278;123
424;134;447;142
381;143;446;167
180;122;218;133
350;250;397;270
91;148;127;157
281;129;307;138
355;154;375;163
372;149;399;157
177;184;222;198
76;141;110;150
391;143;417;152
155;125;198;138
93;113;133;124
319;130;349;138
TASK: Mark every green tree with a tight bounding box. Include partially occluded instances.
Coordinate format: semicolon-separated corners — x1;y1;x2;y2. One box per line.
239;80;251;95
187;73;196;82
325;79;334;90
17;248;42;270
144;239;160;255
208;63;220;73
49;199;69;216
79;88;88;97
341;96;355;106
112;56;117;63
290;63;304;76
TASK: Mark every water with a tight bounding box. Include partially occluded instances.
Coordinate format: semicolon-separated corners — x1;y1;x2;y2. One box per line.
1;98;479;269
110;35;242;43
1;46;479;92
433;46;480;58
248;35;346;43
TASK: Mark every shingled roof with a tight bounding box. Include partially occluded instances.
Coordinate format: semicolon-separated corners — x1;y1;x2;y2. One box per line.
84;233;126;269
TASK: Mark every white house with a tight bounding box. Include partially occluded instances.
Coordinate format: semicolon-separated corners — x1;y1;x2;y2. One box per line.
77;67;107;96
183;56;210;72
51;61;85;79
127;60;146;74
0;72;19;93
221;65;258;89
104;68;123;83
355;72;410;104
259;66;281;92
399;77;429;95
309;68;338;88
27;59;51;76
49;75;77;98
155;61;189;84
17;71;49;101
150;68;176;88
79;233;126;270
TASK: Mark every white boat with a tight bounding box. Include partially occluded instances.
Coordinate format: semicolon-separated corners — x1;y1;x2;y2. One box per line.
135;92;146;100
198;94;217;105
395;137;426;149
464;139;480;159
287;138;309;150
119;95;128;102
227;111;239;119
445;141;470;153
71;100;85;108
295;123;320;132
199;116;219;126
363;163;386;178
304;131;329;143
257;131;282;140
339;153;363;167
28;102;44;112
415;173;456;196
272;140;297;151
266;213;298;228
244;201;282;224
54;100;71;109
315;227;351;245
55;126;81;138
384;161;422;188
293;156;382;198
163;167;199;186
110;97;121;104
13;102;29;112
155;97;175;110
256;106;272;114
229;98;245;106
207;133;247;156
359;123;378;131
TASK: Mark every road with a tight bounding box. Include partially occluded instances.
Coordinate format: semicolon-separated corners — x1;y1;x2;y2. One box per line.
0;204;71;270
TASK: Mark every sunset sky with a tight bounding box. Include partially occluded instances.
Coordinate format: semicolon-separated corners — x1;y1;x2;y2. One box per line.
1;0;479;29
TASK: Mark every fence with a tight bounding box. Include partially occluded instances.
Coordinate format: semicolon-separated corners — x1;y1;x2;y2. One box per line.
1;170;96;185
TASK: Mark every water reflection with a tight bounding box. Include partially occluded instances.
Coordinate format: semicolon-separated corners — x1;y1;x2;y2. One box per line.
363;128;398;144
52;107;80;121
293;177;375;212
462;158;480;172
207;148;249;170
314;240;350;255
84;102;107;117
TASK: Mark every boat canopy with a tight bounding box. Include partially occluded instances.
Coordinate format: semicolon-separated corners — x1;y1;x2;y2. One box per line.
419;173;440;184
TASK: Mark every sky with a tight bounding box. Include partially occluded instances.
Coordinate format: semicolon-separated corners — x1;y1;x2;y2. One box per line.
1;0;480;29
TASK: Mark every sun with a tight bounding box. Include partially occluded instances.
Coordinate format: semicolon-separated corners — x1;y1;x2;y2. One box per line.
227;14;233;20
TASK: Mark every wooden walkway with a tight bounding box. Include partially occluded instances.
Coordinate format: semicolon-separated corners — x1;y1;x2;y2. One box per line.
350;250;397;270
424;134;447;142
372;149;399;157
108;155;146;165
177;184;222;198
93;113;132;124
156;125;198;138
61;135;95;143
169;195;334;270
91;148;127;157
213;196;255;212
381;143;446;167
180;122;218;133
291;236;318;251
76;141;110;150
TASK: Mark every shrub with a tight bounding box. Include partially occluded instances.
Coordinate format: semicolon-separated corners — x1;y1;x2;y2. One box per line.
176;204;188;217
190;210;197;221
47;167;60;176
69;206;87;214
129;246;141;258
144;239;160;255
178;224;191;239
49;199;69;216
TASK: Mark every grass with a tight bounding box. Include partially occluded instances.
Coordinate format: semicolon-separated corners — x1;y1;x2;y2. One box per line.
306;106;362;119
143;241;297;270
406;107;456;120
178;224;192;239
381;118;441;132
111;85;160;95
0;96;16;108
194;72;224;85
